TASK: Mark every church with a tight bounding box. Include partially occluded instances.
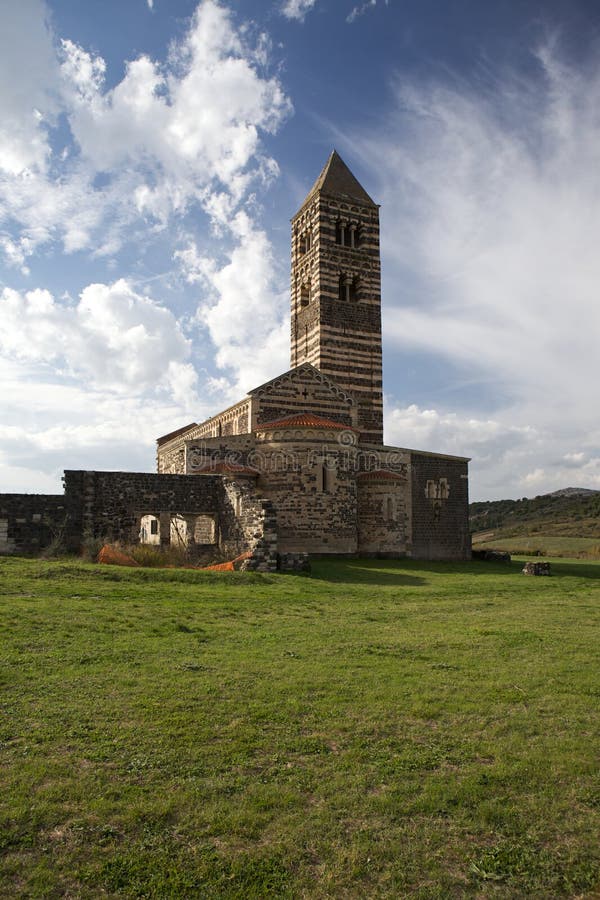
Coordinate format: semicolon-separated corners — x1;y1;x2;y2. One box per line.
0;153;470;566
154;152;471;564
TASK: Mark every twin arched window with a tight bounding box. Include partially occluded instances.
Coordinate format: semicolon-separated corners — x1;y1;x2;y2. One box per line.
335;220;360;248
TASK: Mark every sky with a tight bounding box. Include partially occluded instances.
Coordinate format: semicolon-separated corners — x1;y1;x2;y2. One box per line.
1;0;599;502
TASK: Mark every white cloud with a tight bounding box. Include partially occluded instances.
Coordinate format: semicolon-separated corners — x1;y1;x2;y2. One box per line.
280;0;318;22
347;39;600;497
0;0;59;176
0;0;292;266
0;351;212;492
0;280;192;395
176;210;290;399
385;402;600;500
347;0;378;24
0;1;295;492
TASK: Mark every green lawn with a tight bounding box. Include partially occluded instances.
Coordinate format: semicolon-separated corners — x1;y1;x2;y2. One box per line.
1;556;599;898
472;533;600;559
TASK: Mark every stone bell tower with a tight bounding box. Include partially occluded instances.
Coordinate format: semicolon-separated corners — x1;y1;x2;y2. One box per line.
290;150;383;444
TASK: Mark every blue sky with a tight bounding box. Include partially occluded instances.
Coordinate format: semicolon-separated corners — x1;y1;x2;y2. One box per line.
1;0;599;500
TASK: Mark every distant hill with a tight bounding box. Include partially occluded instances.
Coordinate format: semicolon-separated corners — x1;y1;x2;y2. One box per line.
470;488;600;557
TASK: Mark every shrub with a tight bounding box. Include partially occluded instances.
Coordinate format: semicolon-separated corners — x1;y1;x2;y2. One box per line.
80;532;111;563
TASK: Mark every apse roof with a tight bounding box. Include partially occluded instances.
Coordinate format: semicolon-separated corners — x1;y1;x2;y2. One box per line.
255;413;355;431
356;469;406;481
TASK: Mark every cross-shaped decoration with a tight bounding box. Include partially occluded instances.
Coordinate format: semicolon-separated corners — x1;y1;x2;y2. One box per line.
301;388;309;399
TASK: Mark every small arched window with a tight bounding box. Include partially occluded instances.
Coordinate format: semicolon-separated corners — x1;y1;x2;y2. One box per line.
300;281;310;307
299;230;311;254
335;220;346;246
349;277;359;302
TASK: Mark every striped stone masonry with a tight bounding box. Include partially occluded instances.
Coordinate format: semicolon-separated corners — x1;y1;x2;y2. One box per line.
290;153;383;444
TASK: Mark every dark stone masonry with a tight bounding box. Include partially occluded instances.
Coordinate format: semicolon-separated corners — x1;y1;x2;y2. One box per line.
0;152;471;569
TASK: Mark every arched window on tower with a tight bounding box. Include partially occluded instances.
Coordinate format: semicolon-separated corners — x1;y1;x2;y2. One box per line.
300;281;310;307
339;274;358;302
335;220;346;246
299;230;311;254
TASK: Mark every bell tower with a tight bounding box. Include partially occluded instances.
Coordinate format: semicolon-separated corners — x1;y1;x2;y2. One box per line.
290;150;383;444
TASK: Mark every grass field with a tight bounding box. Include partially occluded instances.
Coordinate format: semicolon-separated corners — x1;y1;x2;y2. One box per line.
472;533;600;559
1;555;599;898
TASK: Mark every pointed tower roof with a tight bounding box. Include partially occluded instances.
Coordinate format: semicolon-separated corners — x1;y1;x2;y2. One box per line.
297;150;377;213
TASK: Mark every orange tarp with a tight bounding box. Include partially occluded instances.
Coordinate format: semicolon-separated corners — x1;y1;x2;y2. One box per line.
203;551;252;572
98;545;140;567
96;544;252;571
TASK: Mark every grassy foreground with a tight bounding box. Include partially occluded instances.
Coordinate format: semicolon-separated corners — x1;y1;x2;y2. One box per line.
1;556;599;899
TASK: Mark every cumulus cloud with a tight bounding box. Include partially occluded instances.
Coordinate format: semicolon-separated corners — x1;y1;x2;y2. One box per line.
0;0;291;266
0;280;192;395
280;0;318;22
0;0;294;491
347;39;600;497
0;334;212;491
175;210;290;398
385;403;547;499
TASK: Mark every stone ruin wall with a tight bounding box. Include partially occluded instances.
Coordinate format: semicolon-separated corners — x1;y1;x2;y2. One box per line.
62;470;277;569
0;471;279;570
0;493;68;555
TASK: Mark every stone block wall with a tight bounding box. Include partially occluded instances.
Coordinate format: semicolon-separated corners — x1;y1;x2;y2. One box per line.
357;477;410;555
61;470;279;569
157;444;186;475
0;494;67;554
251;365;355;428
255;442;359;553
63;470;220;547
220;478;278;571
410;454;471;560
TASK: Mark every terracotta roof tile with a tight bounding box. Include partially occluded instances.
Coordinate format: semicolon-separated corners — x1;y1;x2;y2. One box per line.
357;469;406;481
255;413;355;431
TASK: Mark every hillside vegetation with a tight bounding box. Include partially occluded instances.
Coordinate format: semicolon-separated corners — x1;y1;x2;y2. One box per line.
1;555;599;897
471;488;600;557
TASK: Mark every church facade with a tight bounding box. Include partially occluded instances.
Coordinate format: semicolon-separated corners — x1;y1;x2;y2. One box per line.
155;152;471;562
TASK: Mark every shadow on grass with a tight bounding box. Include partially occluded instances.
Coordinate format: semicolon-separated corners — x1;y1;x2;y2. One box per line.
309;558;434;586
309;556;600;585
